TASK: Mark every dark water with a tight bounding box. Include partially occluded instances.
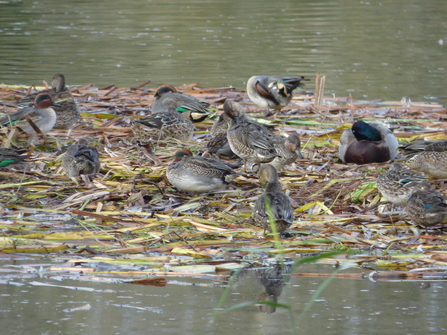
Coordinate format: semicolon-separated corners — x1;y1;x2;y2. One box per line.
1;0;446;102
1;260;446;335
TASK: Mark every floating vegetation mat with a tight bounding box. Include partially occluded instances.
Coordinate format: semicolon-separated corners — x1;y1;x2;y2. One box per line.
1;78;447;284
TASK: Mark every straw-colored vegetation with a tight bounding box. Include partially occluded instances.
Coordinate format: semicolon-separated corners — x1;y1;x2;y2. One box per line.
1;76;447;284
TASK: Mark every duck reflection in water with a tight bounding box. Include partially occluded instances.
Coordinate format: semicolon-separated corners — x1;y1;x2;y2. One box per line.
255;263;291;314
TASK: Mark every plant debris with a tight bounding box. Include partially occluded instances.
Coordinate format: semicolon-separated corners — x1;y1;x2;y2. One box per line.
1;77;447;284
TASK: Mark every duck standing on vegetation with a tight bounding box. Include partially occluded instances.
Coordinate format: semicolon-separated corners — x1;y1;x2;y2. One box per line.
131;106;196;142
166;149;240;193
376;162;430;205
400;140;447;179
62;139;100;177
0;93;59;135
406;189;447;230
339;120;398;164
17;74;80;129
0;148;29;168
152;84;210;121
226;103;278;171
269;132;304;170
252;164;294;234
206;99;247;157
246;76;306;115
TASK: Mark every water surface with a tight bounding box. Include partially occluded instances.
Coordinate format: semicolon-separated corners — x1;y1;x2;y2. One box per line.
1;260;446;334
1;0;446;102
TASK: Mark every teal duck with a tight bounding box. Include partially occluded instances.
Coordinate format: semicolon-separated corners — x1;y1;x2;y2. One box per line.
0;93;59;134
166;149;240;193
406;189;447;229
339;120;399;164
131;106;195;142
62;139;100;177
206;99;247;157
269;132;304;170
0;148;29;168
152;84;210;121
246;76;306;114
18;74;80;129
376;162;430;205
252;164;294;233
400;140;447;179
225;105;277;171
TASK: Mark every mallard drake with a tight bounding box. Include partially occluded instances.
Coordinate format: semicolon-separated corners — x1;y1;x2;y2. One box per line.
0;93;59;134
246;76;306;114
339;120;398;164
131;106;195;142
252;164;294;233
406;189;447;229
17;74;80;129
62;139;100;177
376;162;430;205
225;104;277;171
152;84;209;121
206;99;247;157
0;148;29;168
269;132;304;170
166;149;240;193
400;140;447;179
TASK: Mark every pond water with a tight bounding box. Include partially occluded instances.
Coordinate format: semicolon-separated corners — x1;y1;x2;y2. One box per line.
1;259;446;335
1;0;446;102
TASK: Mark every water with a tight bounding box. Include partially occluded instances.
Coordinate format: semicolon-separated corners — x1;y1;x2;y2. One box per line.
1;0;446;102
1;260;446;334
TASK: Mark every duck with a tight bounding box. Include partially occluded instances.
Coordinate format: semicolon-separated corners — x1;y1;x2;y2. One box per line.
62;139;100;177
246;76;306;114
166;149;240;193
151;84;210;121
17;74;80;129
339;120;399;164
400;140;447;179
0;148;29;168
406;189;447;229
131;106;195;142
269;132;304;170
206;99;247;157
0;93;59;135
252;164;295;234
225;103;277;171
376;162;430;205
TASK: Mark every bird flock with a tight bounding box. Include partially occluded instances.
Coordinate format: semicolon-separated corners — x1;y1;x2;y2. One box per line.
1;74;446;235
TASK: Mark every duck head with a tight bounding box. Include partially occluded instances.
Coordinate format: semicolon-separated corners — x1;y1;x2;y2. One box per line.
35;93;62;108
352;120;382;142
154;84;177;98
51;74;66;93
172;149;193;162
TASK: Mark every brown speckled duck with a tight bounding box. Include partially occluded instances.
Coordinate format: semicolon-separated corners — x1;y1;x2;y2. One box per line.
17;74;80;129
400;140;447;179
206;99;247;157
406;189;447;230
0;93;59;135
166;149;240;193
269;132;304;170
252;164;294;234
376;162;430;205
247;76;306;114
131;106;195;142
62;139;100;177
226;105;277;171
339;120;398;164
